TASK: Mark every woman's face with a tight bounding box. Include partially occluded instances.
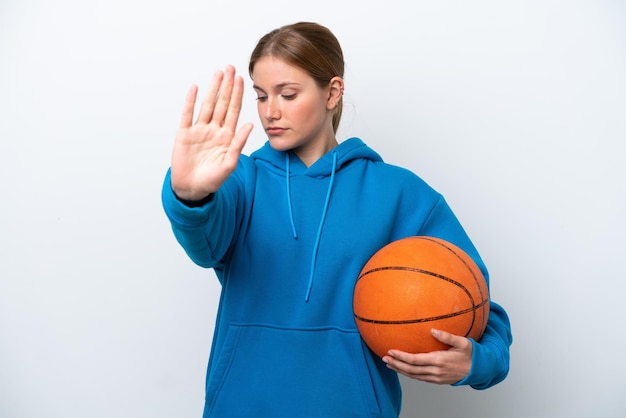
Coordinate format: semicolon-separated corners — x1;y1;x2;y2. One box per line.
251;56;337;166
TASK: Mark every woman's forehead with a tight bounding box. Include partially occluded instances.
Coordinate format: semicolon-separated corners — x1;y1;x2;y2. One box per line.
251;56;313;90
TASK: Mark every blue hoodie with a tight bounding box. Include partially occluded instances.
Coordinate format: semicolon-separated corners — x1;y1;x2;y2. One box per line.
162;138;512;417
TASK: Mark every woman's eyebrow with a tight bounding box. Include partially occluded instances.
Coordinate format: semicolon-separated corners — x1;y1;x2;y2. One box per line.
252;82;301;92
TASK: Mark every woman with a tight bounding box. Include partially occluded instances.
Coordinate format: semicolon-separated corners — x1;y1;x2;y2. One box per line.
162;21;512;417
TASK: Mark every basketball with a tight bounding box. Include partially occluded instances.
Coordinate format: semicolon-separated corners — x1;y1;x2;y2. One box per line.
353;236;490;357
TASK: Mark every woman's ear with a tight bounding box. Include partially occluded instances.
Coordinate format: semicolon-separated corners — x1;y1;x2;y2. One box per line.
327;76;345;110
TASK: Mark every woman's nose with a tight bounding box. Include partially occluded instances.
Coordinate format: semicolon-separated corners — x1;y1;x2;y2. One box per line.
265;98;281;121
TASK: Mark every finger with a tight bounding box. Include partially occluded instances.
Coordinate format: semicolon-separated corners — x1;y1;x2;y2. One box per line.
387;363;438;382
431;329;467;350
196;70;225;124
223;75;245;130
179;84;198;128
212;65;236;125
385;350;431;366
383;352;450;383
382;353;438;380
225;122;254;167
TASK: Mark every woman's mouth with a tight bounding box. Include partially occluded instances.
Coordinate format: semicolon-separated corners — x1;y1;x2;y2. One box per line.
266;126;287;135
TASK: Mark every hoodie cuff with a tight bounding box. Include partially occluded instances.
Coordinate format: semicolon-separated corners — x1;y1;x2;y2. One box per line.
452;337;509;390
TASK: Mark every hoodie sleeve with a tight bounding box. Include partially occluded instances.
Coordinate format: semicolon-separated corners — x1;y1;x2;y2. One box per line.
453;301;512;389
161;159;253;270
419;196;513;389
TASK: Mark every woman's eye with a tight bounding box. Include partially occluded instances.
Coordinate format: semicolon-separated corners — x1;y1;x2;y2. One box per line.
281;94;297;100
256;96;268;102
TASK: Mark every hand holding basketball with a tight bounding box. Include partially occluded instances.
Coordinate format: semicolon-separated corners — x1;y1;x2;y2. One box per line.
171;66;254;201
382;328;473;384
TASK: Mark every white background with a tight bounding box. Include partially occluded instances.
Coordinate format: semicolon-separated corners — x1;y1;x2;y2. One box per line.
1;0;625;417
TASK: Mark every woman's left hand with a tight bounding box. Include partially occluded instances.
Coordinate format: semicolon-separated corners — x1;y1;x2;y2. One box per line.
382;329;473;384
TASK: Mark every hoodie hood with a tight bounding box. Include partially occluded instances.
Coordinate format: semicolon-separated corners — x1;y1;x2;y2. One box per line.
250;137;383;178
251;137;383;302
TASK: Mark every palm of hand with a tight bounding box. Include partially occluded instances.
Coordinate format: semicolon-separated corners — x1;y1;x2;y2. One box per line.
170;66;253;201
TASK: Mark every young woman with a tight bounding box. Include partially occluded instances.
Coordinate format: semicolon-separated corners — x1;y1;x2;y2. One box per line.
162;22;512;417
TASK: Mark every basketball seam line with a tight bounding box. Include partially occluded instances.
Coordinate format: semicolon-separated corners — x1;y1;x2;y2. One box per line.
358;266;477;304
353;298;489;325
420;237;489;332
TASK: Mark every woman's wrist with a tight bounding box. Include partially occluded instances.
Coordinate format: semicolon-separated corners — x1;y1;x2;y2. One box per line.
174;192;214;207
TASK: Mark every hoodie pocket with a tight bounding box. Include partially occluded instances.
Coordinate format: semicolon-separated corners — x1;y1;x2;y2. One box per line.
204;324;382;418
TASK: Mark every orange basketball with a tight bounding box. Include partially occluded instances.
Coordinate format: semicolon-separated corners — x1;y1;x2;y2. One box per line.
353;236;489;357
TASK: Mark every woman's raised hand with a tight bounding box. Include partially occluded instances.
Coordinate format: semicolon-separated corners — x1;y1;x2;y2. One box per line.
170;66;254;201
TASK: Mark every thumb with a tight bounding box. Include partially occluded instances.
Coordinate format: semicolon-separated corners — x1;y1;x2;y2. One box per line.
226;122;254;163
431;328;466;349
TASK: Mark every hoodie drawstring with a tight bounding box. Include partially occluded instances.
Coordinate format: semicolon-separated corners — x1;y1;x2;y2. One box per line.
284;151;338;302
305;151;338;303
285;153;298;239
